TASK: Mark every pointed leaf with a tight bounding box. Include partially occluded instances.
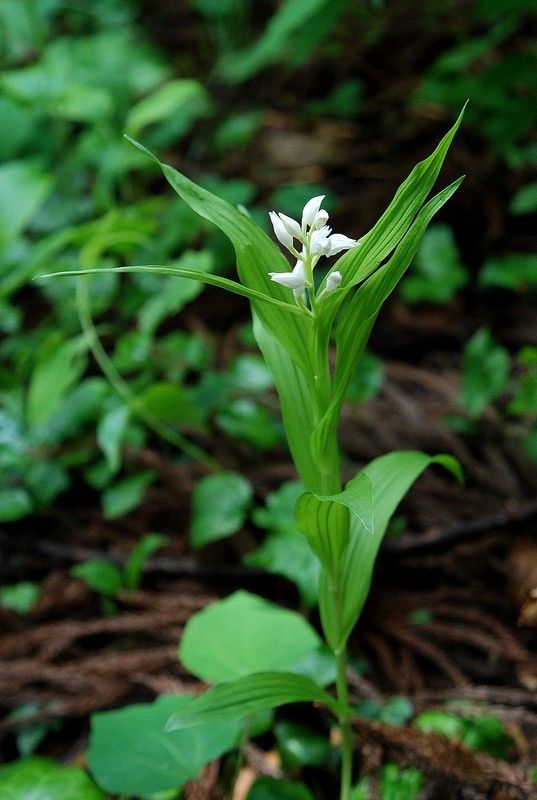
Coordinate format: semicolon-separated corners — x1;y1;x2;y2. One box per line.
166;672;340;730
319;451;461;649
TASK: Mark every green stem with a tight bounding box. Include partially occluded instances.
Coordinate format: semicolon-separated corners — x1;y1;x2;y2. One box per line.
335;646;353;800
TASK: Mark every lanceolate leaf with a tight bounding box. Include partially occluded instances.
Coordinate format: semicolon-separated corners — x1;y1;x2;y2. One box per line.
124;136;314;378
319;451;462;649
310;177;464;468
165;672;340;731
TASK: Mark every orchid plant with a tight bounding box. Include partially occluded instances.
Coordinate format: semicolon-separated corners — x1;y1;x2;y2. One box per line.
47;107;465;799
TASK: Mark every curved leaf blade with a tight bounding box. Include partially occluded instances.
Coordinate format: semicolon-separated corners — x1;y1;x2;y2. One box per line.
165;672;340;731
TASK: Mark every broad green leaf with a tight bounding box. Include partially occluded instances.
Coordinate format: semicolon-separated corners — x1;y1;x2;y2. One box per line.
101;470;155;519
247;777;315;800
0;757;104;800
245;529;320;608
123;533;168;591
460;328;510;417
190;472;253;548
179;590;320;683
0;582;40;614
88;695;241;798
166;672;339;730
320;452;462;649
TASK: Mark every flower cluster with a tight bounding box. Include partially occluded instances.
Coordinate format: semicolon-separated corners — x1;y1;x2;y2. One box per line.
268;195;358;306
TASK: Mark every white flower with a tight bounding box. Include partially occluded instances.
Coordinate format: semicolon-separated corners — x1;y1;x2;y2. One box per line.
310;225;333;256
269;211;294;250
277;212;302;238
301;195;325;228
312;209;329;229
268;260;308;293
326;270;342;291
324;234;357;256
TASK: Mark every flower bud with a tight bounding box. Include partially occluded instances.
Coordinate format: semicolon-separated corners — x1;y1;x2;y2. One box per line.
269;211;293;250
302;195;325;228
312;209;329;229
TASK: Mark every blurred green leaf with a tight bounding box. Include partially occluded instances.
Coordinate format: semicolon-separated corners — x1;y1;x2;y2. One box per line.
245;528;320;608
216;398;281;449
190;472;253;547
479;253;537;290
96;404;130;473
345;351;384;403
26;338;86;428
275;721;332;769
0;488;33;522
380;763;422;800
123;532;168;591
0;160;53;250
125;79;211;139
400;224;468;303
0;756;104;799
137;382;204;429
247;777;315;800
251;481;304;532
0;581;40;614
510;182;537;215
460;328;510;417
101;470;155;519
71;560;123;597
415;709;512;759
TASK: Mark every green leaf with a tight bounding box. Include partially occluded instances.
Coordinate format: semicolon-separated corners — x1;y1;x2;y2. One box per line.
123;533;168;591
380;763;423;800
137;382;204;429
216;398;281;450
400;224;468;303
88;695;241;798
295;472;372;577
247;777;315;800
101;470;155;519
252;481;304;532
510;181;537;215
415;710;512;759
460;328;510;417
96;404;130;474
0;160;53;250
0;488;33;522
321;452;461;649
479;253;537;290
245;529;321;608
71;560;123;597
0;582;40;614
166;672;339;730
179;590;320;683
0;757;104;800
125;79;211;138
26;338;86;428
275;721;332;769
190;472;253;548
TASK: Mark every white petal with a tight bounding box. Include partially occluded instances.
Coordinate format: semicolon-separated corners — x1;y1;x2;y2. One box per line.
310;228;332;256
302;195;325;228
268;270;307;289
326;234;358;256
312;209;329;229
269;211;293;249
326;270;342;291
277;212;302;238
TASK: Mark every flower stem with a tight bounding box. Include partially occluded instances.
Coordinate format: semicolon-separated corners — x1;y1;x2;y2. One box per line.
335;646;353;800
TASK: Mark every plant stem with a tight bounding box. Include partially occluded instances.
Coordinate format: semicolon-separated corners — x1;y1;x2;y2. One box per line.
335;646;353;800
